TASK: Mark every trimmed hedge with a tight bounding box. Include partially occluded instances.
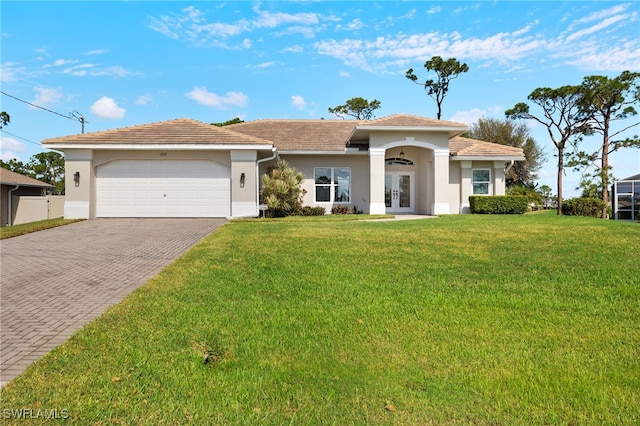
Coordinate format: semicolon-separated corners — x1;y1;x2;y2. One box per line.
469;195;528;214
561;198;607;218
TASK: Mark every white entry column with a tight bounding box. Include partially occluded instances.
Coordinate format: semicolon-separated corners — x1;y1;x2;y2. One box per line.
432;148;450;214
369;148;386;214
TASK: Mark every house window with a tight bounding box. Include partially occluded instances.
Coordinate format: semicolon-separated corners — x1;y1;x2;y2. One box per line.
314;167;351;203
472;169;491;195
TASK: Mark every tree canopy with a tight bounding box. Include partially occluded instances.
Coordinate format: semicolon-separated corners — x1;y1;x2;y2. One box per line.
327;97;381;120
505;85;590;215
0;111;9;128
405;56;469;120
569;71;640;217
467;117;546;188
212;117;245;127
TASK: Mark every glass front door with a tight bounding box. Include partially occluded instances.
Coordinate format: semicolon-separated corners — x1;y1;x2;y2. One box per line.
385;172;414;213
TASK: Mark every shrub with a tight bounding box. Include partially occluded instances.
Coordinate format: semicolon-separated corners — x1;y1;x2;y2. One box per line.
469;195;528;214
261;161;306;217
331;205;351;214
561;198;608;218
297;206;326;216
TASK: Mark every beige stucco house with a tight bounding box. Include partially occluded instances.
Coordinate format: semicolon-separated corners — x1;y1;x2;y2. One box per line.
1;168;54;226
42;114;524;219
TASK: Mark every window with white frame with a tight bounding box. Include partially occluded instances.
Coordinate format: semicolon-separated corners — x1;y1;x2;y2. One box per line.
472;169;491;195
314;167;351;203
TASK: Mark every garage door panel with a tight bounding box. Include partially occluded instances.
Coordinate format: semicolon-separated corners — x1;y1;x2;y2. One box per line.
97;160;230;218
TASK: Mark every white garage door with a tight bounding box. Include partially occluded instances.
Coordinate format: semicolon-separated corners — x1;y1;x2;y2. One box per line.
96;160;230;217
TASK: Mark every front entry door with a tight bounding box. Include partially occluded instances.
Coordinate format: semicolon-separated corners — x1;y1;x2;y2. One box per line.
385;172;415;213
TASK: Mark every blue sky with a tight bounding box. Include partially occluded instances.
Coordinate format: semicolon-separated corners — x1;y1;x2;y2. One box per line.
1;1;639;197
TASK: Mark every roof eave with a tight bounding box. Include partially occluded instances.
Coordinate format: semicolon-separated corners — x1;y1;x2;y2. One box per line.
451;155;525;161
41;143;274;151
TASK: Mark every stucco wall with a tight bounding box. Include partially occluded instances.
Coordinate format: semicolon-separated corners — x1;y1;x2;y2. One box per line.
281;154;370;213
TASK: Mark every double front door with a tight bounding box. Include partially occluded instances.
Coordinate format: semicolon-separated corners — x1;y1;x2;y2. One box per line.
385;172;414;213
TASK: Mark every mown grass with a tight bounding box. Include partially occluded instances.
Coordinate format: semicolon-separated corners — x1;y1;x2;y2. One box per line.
1;213;638;424
0;218;83;239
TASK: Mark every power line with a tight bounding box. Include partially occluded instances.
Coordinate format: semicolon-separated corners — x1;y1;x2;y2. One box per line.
0;90;88;132
0;129;42;147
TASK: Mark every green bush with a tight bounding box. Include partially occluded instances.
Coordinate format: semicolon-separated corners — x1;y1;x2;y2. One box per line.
469;195;528;214
561;198;607;218
261;160;306;217
297;206;326;216
331;205;363;215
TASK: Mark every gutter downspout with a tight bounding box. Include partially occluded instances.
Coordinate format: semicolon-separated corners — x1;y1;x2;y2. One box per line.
505;160;515;174
255;148;279;217
7;185;19;226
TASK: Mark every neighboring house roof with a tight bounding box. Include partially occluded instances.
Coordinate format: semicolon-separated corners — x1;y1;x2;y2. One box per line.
449;136;525;160
620;174;640;181
0;168;53;188
42;118;273;147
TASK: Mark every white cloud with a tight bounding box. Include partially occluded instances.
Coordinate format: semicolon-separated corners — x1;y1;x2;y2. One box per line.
0;136;26;161
449;106;504;126
31;87;62;107
291;95;306;110
565;14;628;42
186;87;248;109
283;45;303;53
90;96;126;119
339;70;351;78
337;18;365;31
148;5;336;46
84;49;108;55
0;62;23;82
251;61;276;69
426;6;441;15
136;95;152;105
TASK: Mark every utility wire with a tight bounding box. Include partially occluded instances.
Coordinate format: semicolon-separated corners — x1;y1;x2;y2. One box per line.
0;91;88;128
0;129;43;147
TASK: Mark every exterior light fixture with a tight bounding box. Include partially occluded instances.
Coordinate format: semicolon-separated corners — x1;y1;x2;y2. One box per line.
240;172;245;188
399;149;405;159
74;171;80;186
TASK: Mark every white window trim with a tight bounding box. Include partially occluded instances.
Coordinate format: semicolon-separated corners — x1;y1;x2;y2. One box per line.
314;167;351;204
472;168;491;195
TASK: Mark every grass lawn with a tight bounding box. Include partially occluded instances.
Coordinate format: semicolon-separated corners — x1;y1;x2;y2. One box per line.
1;213;638;424
0;218;83;239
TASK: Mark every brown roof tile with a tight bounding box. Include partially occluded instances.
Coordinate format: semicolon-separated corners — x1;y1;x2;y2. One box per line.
450;136;525;158
228;119;357;151
364;114;467;128
42;118;272;146
0;168;53;187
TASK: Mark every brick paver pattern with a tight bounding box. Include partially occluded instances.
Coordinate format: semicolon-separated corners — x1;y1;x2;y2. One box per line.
0;218;226;386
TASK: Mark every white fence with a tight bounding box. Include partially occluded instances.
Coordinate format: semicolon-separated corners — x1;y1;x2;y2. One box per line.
11;195;65;225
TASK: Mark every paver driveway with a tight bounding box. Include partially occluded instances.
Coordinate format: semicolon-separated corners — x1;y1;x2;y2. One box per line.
0;218;226;386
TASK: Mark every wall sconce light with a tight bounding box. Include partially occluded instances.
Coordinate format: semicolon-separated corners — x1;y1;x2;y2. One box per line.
240;172;245;188
74;171;80;187
399;148;405;159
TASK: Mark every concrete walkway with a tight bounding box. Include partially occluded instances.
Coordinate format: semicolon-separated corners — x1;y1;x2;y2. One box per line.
0;218;225;387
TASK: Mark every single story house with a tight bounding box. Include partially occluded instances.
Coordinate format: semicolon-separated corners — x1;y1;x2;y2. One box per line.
42;114;525;219
611;173;640;221
1;168;54;226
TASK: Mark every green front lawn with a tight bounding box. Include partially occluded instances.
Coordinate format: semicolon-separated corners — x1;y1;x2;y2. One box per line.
1;213;638;424
0;218;83;239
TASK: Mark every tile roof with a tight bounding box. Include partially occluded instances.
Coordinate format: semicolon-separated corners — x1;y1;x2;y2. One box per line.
227;119;357;151
363;114;467;128
0;168;53;187
40;115;524;159
449;136;525;158
42;118;272;146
